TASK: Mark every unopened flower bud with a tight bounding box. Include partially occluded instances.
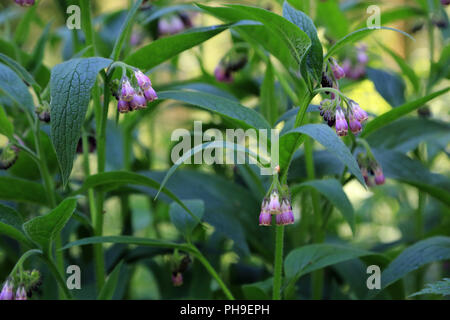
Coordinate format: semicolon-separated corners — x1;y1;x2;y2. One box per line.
172;272;183;287
15;0;35;6
214;65;233;83
331;60;345;79
374;167;385;185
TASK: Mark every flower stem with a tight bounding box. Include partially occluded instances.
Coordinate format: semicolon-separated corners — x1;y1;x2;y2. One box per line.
190;246;235;300
272;225;285;300
79;0;96;56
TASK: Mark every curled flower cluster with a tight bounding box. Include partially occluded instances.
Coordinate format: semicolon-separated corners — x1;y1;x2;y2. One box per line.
259;189;294;226
319;98;368;137
214;54;248;83
357;152;385;186
0;270;41;300
15;0;35;6
0;144;19;170
115;70;157;114
342;44;368;80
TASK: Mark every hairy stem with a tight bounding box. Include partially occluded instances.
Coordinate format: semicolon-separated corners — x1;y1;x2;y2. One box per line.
272;225;285;299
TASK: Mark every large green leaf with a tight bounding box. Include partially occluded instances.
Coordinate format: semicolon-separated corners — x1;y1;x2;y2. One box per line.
125;24;235;70
291;179;355;233
0;53;40;92
0;204;32;247
198;4;311;68
281;124;365;185
283;1;323;84
366;68;406;107
158;90;271;130
409;278;450;297
379;237;450;292
0;62;35;114
72;171;202;224
325;27;414;60
23;197;78;254
50;57;113;186
0;176;48;205
361;87;450;137
316;0;349;39
169;199;204;239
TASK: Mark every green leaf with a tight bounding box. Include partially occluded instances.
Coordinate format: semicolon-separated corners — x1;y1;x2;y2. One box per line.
13;4;37;46
242;278;272;300
291;179;355;233
261;61;277;126
361;87;450;137
379;237;450;292
23;197;78;254
282;124;365;185
169;199;204;238
98;261;124;300
378;43;420;92
198;4;311;68
110;0;143;60
355;7;425;30
366;68;406;107
0;204;32;247
61;235;190;252
325;27;414;60
50;57;113;186
0;53;40;92
372;148;450;206
125;24;233;70
142;4;200;25
0;176;48;205
284;243;376;282
366;118;450;153
27;21;52;75
0;105;13;138
72;171;202;225
158;90;271;130
0;62;35;114
409;278;450;297
283;1;323;84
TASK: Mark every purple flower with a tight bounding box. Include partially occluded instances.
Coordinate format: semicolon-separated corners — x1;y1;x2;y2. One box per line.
214;65;233;83
374;167;385;185
15;0;35;6
15;286;27;300
259;199;271;226
349;100;368;122
172;272;183;287
348;114;362;134
335;108;348;137
129;93;147;111
331;60;345;79
134;70;152;90
441;0;450;6
276;200;294;226
0;281;14;300
117;99;130;114
268;190;281;214
143;87;158;102
120;79;135;102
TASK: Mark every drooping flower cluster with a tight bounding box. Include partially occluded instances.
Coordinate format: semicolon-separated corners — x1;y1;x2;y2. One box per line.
259;189;294;227
320;56;369;137
157;12;195;37
0;143;19;170
342;44;368;80
214;53;248;83
0;270;41;300
115;70;157;114
357;152;385;187
14;0;35;6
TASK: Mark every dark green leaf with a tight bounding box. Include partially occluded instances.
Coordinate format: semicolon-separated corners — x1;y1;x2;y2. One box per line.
0;176;48;205
291;178;355;233
50;57;113;186
98;261;124;300
0;62;35;114
23;197;78;254
0;204;32;246
169;199;204;238
0;53;40;91
282;124;365;185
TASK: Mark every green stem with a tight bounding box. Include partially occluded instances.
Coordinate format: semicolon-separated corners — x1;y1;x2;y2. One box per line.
190;246;235;300
42;255;72;299
80;0;97;56
272;225;285;300
8;249;42;279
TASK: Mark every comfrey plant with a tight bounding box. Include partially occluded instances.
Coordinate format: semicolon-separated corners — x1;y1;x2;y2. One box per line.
0;0;448;303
